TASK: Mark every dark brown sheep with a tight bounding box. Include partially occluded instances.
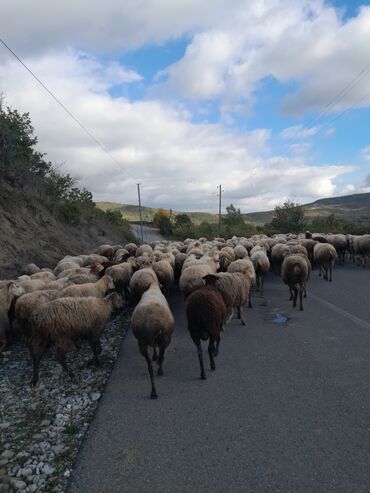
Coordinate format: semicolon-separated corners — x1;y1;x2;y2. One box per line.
185;285;226;380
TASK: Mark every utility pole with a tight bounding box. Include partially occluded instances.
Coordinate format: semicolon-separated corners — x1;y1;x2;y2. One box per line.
217;184;222;236
137;183;144;244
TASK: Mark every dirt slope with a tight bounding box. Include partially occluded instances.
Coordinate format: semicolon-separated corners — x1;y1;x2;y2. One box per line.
0;185;133;279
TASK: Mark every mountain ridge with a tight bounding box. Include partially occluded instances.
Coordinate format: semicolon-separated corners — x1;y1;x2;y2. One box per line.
97;192;370;225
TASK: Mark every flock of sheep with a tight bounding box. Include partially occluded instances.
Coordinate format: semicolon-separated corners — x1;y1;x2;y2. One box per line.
0;232;369;399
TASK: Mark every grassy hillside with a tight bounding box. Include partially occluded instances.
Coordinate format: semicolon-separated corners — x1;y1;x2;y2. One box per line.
98;192;370;226
97;203;218;224
243;192;370;224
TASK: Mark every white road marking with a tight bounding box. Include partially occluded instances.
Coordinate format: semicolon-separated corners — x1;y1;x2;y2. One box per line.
310;292;370;331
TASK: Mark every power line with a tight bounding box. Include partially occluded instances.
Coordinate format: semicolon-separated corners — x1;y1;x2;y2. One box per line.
304;63;370;130
324;90;370;127
0;37;132;178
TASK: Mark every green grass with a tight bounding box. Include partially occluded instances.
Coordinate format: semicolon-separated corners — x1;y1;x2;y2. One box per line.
96;202;218;225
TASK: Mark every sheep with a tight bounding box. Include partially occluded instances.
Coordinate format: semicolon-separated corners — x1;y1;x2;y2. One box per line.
113;248;130;263
203;272;251;326
0;282;25;351
299;239;316;267
29;292;123;385
129;268;159;304
15;289;59;346
179;257;219;298
227;258;255;307
57;274;115;298
281;254;309;310
54;260;82;276
174;253;188;282
130;283;175;399
19;278;51;294
251;250;270;295
124;243;138;256
94;244;114;259
153;260;174;298
135;244;153;257
30;271;56;282
327;234;347;263
353;235;370;267
314;243;337;281
218;246;235;271
289;244;308;257
105;259;135;295
271;243;290;275
185;284;226;380
23;263;40;276
234;244;249;259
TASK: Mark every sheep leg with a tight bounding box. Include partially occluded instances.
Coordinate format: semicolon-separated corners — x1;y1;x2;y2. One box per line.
214;336;221;357
292;288;298;308
152;347;158;362
329;265;332;282
239;305;247;326
55;348;75;380
248;291;253;308
85;339;101;367
299;287;303;311
289;288;294;301
139;343;158;399
208;340;216;371
30;340;47;386
157;346;165;376
260;276;264;296
195;339;206;380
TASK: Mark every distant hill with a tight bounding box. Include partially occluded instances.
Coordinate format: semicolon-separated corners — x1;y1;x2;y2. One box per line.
243;192;370;224
97;202;218;224
97;192;370;225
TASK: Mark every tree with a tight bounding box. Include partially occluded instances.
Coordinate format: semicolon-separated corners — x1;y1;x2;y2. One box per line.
222;203;245;235
175;213;192;228
270;199;305;233
153;208;171;226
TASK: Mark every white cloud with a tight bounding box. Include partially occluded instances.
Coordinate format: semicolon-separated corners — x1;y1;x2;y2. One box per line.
325;127;336;138
0;48;353;212
281;125;319;140
161;1;370;116
361;146;370;161
0;0;241;58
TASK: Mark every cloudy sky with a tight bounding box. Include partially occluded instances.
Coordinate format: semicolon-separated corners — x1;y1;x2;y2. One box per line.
0;0;369;212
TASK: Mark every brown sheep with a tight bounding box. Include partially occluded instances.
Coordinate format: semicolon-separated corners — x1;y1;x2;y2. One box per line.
15;289;59;346
314;243;337;281
57;275;115;298
153;260;174;298
131;283;174;399
30;292;123;385
203;272;251;326
129;267;159;304
185;285;226;380
281;254;309;310
0;282;25;351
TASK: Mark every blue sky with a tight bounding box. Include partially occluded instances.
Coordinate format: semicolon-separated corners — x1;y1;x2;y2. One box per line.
0;0;369;211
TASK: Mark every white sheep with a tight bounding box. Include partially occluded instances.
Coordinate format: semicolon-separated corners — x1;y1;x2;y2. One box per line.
131;283;174;399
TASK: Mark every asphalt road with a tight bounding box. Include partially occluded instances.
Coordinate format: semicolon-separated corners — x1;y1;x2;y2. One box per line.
130;224;163;243
68;263;370;493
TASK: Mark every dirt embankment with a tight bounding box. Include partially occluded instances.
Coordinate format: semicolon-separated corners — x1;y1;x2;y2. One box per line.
0;184;133;279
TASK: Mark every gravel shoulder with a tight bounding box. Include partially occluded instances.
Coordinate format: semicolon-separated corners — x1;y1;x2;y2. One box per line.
0;309;131;493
